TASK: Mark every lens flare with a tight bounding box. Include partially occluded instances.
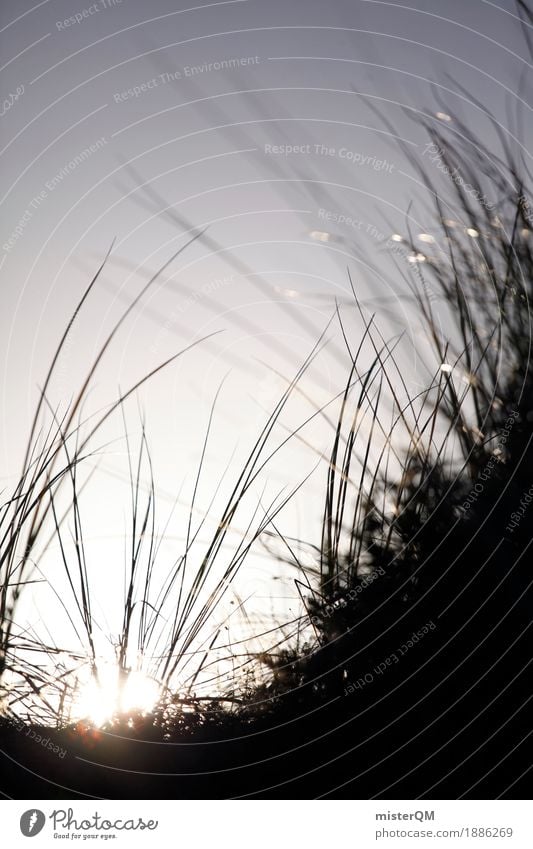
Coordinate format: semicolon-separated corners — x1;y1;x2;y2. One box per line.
74;666;161;727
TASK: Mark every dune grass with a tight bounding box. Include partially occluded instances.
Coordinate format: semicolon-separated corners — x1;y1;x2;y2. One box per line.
2;9;533;779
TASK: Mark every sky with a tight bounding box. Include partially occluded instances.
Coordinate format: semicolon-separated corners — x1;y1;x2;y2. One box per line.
1;0;531;709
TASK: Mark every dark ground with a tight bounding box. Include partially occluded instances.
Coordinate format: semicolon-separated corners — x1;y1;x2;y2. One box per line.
2;566;532;800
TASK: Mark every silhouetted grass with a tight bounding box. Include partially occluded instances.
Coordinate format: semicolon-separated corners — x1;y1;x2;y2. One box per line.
2;4;533;797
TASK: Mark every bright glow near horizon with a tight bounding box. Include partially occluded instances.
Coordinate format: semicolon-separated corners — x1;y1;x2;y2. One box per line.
74;667;161;727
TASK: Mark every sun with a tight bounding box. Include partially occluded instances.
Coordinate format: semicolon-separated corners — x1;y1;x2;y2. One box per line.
74;665;161;727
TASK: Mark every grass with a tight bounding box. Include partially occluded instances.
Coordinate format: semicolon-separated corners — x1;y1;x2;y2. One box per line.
0;227;333;726
1;4;533;795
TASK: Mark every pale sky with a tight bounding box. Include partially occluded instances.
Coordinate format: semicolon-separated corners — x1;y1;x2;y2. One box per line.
1;0;530;709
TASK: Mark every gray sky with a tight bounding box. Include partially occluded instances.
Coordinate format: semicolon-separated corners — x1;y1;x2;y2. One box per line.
1;0;531;706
